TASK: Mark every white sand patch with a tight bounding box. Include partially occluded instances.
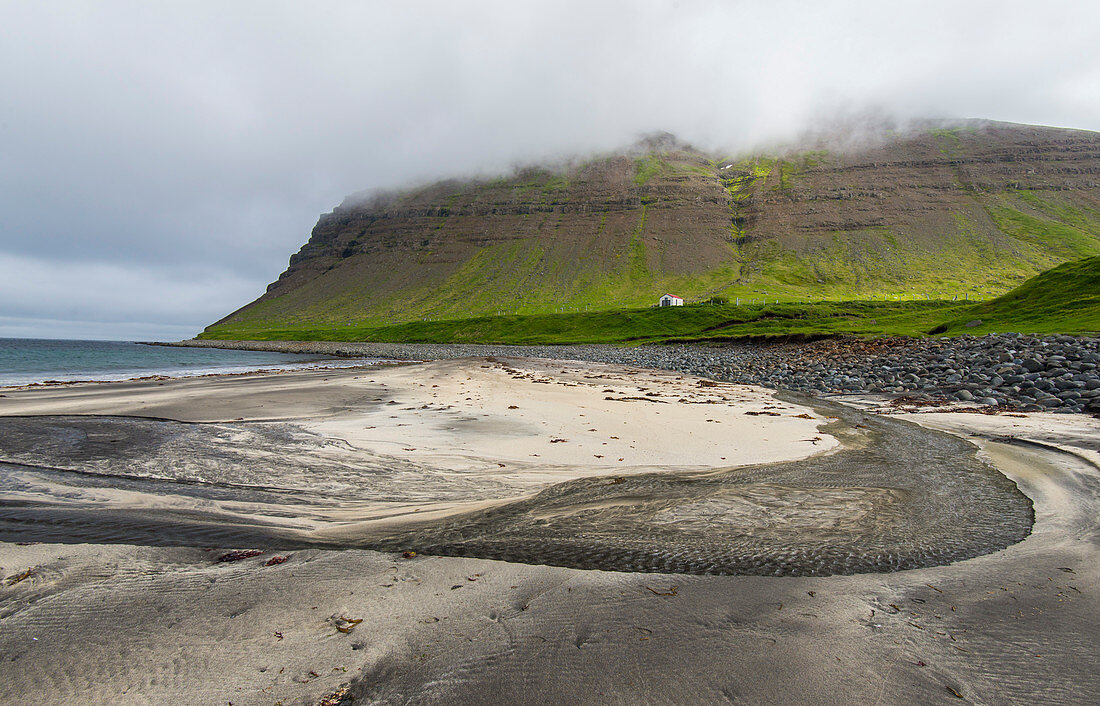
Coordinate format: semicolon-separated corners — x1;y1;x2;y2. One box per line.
299;357;838;485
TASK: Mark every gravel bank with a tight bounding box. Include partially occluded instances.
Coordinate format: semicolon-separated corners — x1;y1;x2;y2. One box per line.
161;334;1100;414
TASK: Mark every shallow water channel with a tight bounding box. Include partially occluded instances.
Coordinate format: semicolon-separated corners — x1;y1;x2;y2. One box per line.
0;396;1034;576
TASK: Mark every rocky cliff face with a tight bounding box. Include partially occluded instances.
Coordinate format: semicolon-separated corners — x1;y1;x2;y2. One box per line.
208;121;1100;332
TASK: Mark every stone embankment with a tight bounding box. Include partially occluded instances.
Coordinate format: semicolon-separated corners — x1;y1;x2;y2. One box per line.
162;334;1100;414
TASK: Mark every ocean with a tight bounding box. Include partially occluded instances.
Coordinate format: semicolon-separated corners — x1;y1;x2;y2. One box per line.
0;338;381;387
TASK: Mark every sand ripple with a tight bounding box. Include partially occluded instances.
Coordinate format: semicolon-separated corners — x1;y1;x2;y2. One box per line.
365;398;1033;575
0;397;1033;577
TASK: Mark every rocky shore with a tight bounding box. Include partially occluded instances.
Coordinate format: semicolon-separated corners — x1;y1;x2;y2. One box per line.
162;334;1100;414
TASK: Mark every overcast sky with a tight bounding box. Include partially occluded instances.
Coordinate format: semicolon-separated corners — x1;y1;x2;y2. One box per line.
2;1;1099;340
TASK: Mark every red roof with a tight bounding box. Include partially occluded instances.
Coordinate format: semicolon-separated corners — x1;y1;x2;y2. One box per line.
661;294;682;298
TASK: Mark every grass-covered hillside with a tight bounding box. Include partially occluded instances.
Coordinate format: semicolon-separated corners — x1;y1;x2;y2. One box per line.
200;300;966;344
933;256;1100;335
202;121;1100;338
199;257;1100;343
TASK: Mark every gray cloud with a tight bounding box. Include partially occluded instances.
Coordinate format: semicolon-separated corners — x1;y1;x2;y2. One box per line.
2;1;1098;339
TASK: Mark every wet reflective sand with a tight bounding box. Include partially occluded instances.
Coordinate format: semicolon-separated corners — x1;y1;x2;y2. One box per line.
363;395;1033;575
0;394;1033;576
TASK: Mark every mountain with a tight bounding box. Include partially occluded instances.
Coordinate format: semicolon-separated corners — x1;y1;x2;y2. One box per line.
204;121;1100;337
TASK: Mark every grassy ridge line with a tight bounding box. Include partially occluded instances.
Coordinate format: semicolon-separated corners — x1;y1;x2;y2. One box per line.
935;256;1100;335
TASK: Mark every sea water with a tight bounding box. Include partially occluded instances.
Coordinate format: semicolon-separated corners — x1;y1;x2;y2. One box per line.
0;338;380;387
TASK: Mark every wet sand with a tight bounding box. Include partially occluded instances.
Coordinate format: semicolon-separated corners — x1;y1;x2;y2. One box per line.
0;359;1097;704
0;358;836;544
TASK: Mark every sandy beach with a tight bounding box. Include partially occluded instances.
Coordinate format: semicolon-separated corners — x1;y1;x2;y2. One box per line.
1;357;1098;704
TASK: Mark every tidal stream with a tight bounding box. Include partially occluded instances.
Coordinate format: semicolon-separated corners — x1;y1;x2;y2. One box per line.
0;396;1034;576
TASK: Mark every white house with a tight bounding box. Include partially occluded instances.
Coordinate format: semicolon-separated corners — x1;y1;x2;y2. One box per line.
658;294;684;307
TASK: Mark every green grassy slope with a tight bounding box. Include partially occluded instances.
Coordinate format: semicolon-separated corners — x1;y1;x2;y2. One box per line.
199;257;1100;343
737;189;1100;301
933;256;1100;335
199;300;968;344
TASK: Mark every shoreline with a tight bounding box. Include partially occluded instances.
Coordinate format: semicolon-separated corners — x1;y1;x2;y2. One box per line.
0;359;407;393
0;337;406;391
158;335;1100;415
